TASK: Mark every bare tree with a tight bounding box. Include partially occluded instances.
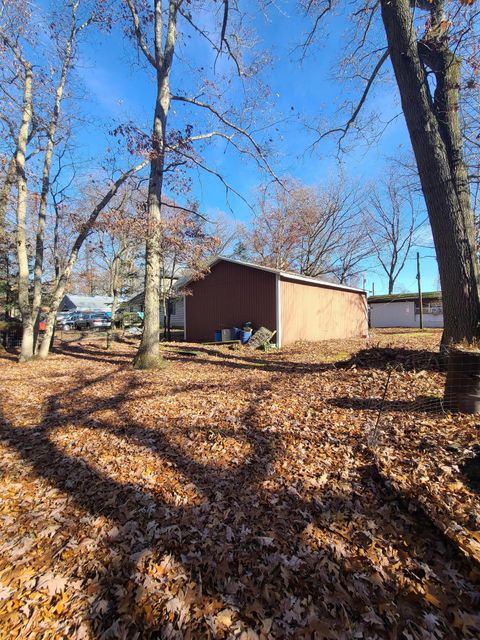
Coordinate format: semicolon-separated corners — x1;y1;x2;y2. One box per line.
367;176;416;294
332;219;374;285
302;0;480;344
37;159;148;359
295;183;370;281
8;37;34;360
122;0;278;367
244;179;372;283
245;183;303;271
92;190;145;346
1;0;103;360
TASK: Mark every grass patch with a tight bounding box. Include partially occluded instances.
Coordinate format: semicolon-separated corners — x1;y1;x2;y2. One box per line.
322;351;352;363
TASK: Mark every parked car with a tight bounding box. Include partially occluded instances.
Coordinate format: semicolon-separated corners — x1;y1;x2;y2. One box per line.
56;311;83;331
75;312;112;330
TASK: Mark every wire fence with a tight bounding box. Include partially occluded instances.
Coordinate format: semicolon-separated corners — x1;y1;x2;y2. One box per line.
359;361;480;450
0;327;115;352
325;345;480;453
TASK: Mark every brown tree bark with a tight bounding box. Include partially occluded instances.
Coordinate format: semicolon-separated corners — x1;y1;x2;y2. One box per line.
130;0;179;369
106;251;121;350
0;156;16;231
379;0;480;344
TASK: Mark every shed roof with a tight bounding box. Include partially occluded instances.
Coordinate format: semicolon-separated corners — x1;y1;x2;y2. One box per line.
368;291;441;304
180;256;366;295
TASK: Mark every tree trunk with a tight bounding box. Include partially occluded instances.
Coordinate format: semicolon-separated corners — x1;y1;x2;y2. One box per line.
167;303;172;341
0;156;16;233
134;160;163;367
444;348;480;413
388;276;394;295
0;157;16;317
134;0;178;369
380;0;480;344
162;293;167;340
14;60;34;361
107;255;120;350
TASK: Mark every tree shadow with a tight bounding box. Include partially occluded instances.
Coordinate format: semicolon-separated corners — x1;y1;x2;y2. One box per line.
52;341;133;366
0;370;477;637
163;345;336;375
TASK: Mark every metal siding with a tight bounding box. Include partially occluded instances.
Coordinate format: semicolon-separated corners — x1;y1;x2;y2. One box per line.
185;261;277;342
280;277;368;345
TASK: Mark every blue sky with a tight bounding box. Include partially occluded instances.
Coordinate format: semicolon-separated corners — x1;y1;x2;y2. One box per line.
59;1;439;294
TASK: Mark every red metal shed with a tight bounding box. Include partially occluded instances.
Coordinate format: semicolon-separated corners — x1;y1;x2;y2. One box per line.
183;257;368;346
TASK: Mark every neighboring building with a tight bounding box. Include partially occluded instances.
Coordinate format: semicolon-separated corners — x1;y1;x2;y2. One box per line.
122;292;185;329
182;257;368;346
368;292;443;328
59;294;118;313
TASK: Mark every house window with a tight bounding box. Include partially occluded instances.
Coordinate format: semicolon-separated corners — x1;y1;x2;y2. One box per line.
168;300;176;316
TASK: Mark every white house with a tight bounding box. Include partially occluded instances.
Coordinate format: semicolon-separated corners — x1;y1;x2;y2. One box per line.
122;292;185;329
369;292;443;328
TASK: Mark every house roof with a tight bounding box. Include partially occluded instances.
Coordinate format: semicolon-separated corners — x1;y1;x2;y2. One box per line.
368;291;441;304
64;295;117;310
179;256;366;295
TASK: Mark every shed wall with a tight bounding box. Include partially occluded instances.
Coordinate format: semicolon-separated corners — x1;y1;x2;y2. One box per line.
185;261;276;342
280;277;367;345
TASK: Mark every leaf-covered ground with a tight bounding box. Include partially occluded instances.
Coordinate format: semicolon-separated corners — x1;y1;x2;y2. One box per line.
0;329;479;639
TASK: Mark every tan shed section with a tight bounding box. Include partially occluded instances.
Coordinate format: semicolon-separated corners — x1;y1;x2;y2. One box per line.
280;276;368;345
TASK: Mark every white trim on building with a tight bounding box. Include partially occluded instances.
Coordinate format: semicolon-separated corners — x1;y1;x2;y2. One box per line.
275;273;282;347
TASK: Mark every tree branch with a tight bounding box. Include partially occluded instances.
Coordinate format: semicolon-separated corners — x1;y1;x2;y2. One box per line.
171;94;281;183
170;145;254;213
309;49;389;151
161;201;211;223
124;0;156;68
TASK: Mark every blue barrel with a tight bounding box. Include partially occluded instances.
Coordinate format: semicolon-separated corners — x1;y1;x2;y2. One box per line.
240;329;252;344
214;330;222;342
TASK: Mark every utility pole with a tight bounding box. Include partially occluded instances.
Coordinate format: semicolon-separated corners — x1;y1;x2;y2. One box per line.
416;252;423;330
372;282;375;296
363;276;367;291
